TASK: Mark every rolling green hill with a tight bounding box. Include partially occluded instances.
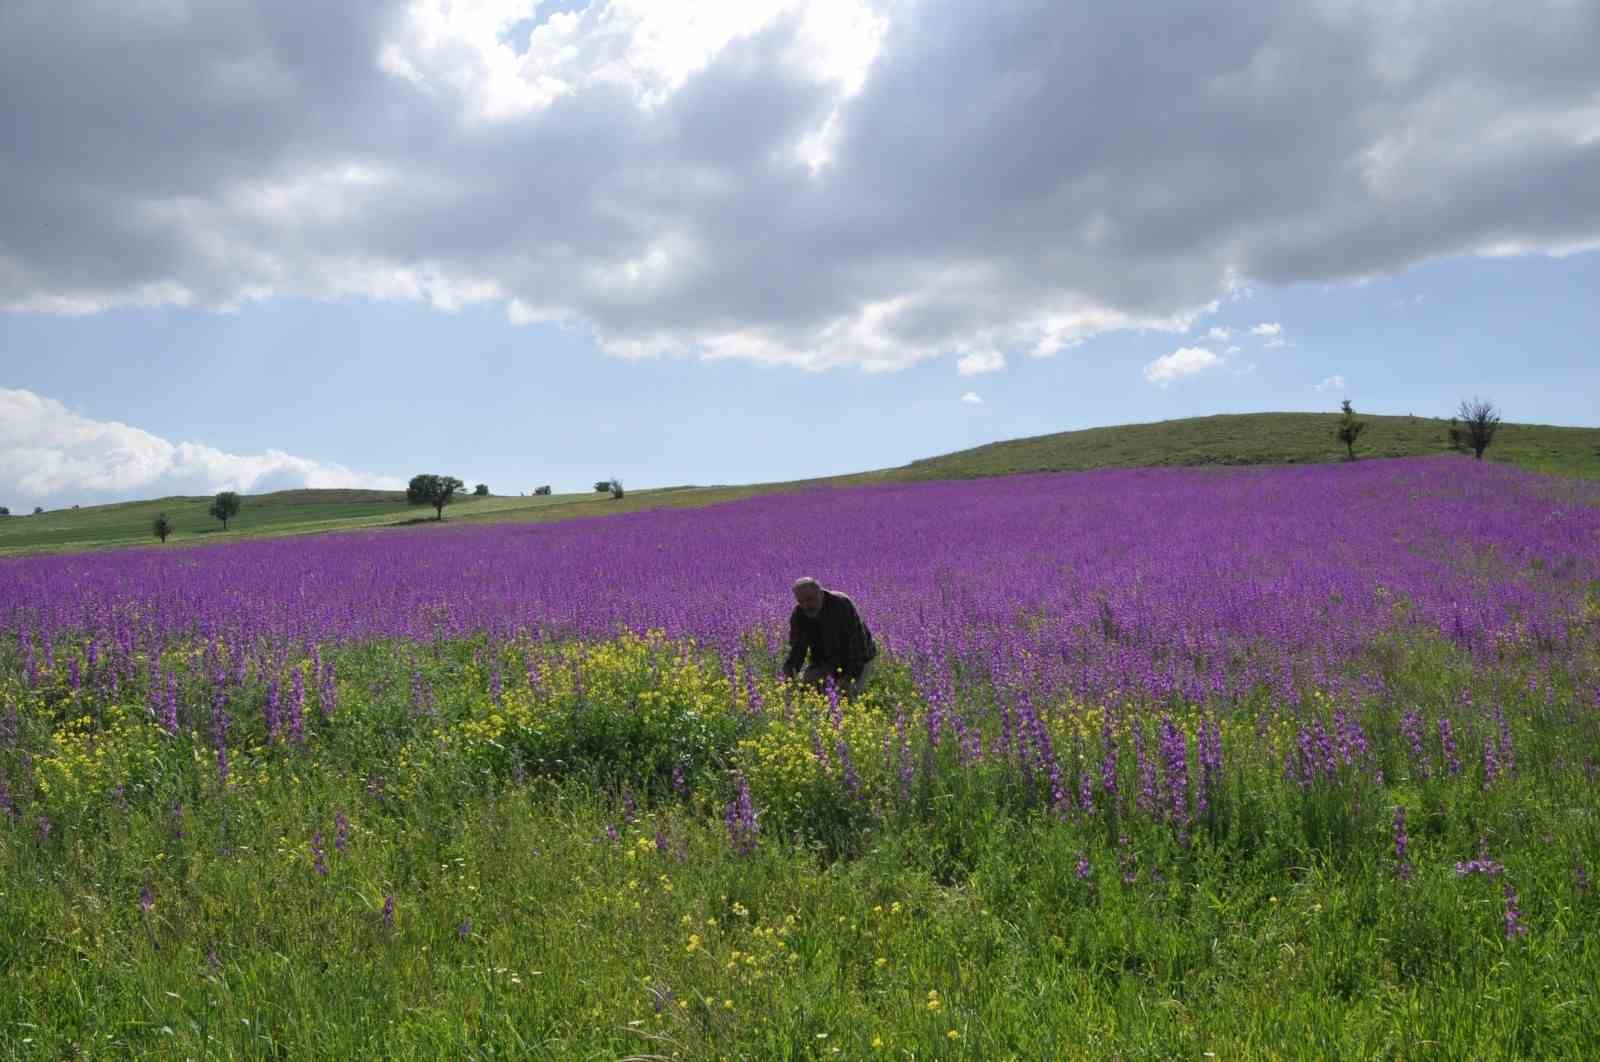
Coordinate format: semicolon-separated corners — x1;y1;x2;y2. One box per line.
4;412;1596;557
893;412;1600;481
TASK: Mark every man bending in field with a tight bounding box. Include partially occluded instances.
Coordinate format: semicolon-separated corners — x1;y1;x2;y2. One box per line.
781;577;877;698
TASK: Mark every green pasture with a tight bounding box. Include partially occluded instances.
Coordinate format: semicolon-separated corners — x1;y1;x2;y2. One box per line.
4;412;1596;558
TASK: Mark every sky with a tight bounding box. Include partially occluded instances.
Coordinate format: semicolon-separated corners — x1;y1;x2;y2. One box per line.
2;0;1598;510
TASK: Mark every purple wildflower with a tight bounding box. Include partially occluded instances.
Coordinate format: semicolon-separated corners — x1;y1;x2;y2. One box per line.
655;828;670;857
622;788;638;824
1134;722;1156;813
318;660;337;720
1453;859;1505;877
1075;851;1091;882
1437;717;1461;776
671;764;688;797
139;881;154;915
1575;862;1589;897
1158;715;1189;842
1117;835;1137;887
334;809;350;854
160;672;179;734
1400;709;1428;779
1392;806;1413;881
724;771;759;856
35;814;52;843
1482;734;1500;789
311;830;329;877
382;894;396;931
458;918;472;942
1099;711;1119;799
837;739;861;798
1503;882;1527;939
1493;707;1515;776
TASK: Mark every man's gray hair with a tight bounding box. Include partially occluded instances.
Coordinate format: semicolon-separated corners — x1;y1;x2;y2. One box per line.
792;576;821;594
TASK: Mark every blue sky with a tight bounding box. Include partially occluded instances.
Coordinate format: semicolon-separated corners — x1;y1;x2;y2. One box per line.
2;1;1598;508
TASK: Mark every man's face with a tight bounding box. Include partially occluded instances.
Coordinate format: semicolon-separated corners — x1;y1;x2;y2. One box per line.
794;585;823;617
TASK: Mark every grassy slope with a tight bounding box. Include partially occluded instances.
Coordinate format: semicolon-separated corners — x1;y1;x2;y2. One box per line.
5;412;1596;556
894;412;1600;480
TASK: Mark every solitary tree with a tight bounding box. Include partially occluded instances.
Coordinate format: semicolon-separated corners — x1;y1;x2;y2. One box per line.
406;474;464;520
1336;399;1366;461
1447;417;1464;452
32;506;44;515
534;485;552;496
609;478;624;500
209;491;241;530
473;483;490;496
0;506;9;516
1457;398;1501;459
153;513;173;543
594;480;612;493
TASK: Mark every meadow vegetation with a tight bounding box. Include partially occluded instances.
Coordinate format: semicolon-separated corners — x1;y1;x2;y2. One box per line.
2;456;1598;1057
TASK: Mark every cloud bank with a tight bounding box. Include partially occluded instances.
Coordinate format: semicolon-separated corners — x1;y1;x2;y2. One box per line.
3;0;1599;373
0;388;404;507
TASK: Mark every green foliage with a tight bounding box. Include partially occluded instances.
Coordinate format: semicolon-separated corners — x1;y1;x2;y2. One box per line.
2;628;1600;1056
472;483;489;496
534;485;552;496
0;506;9;516
406;474;465;520
208;490;241;530
610;478;625;500
594;480;613;492
1458;398;1502;460
1337;399;1367;461
33;506;43;515
152;512;172;543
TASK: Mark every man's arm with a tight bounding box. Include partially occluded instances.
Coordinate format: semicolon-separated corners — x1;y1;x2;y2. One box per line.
839;597;875;679
781;610;809;677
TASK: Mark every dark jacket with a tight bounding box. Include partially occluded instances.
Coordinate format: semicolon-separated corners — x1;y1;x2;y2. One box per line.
782;590;877;679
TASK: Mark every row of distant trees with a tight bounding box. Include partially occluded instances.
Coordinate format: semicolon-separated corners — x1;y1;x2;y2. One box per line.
1335;397;1500;461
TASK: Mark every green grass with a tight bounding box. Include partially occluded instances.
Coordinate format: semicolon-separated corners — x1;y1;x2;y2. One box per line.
895;412;1600;480
5;412;1596;557
3;630;1597;1058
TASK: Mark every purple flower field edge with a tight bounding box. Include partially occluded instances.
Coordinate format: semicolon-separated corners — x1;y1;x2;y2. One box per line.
3;456;1597;707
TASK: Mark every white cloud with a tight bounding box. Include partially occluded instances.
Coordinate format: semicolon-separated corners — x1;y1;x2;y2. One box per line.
1314;374;1347;392
0;388;403;506
1224;345;1242;355
1142;346;1222;387
956;349;1005;376
3;2;1600;373
960;391;982;404
1249;322;1282;337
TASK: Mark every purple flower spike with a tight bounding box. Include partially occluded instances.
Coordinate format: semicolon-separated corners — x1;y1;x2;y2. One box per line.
1503;882;1527;939
724;771;759;856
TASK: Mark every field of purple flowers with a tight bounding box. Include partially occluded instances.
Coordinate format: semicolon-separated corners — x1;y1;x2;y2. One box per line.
2;455;1598;1057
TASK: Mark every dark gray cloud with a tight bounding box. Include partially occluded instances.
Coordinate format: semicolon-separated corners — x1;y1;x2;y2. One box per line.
3;0;1597;369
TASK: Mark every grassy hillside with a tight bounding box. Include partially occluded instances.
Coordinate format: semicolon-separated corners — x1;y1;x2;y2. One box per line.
897;412;1600;480
0;489;574;556
4;412;1595;557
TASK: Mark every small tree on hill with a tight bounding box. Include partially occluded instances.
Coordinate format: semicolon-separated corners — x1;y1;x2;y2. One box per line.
609;478;624;500
0;506;9;516
1447;417;1464;452
534;485;552;496
153;513;173;543
406;474;464;520
1336;399;1366;461
473;483;489;496
209;491;240;530
594;480;612;493
32;506;44;515
1457;398;1501;460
